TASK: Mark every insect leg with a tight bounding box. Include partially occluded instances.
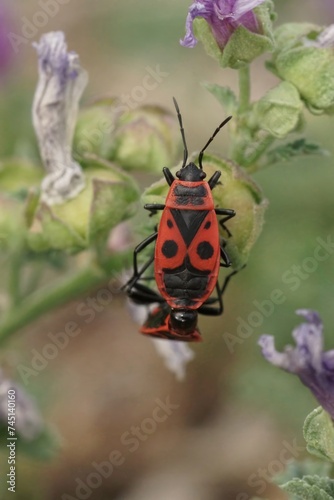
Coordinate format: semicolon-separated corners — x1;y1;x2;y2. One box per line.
123;232;157;293
163;167;175;186
198;282;223;316
215;208;236;237
127;281;165;304
208;171;221;190
198;267;241;316
220;246;232;268
144;203;165;217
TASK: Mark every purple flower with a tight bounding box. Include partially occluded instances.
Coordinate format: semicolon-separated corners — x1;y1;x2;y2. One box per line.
180;0;267;49
259;310;334;417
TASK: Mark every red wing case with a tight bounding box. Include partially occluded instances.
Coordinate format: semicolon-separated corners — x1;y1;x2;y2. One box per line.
140;304;202;342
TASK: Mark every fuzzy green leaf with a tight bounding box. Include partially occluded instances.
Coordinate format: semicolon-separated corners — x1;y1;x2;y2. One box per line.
270;23;334;113
282;475;334;499
255;81;303;138
303;407;334;462
202;83;238;114
266;139;329;165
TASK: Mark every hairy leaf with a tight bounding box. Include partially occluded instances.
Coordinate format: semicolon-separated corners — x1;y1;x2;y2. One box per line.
267;138;329;164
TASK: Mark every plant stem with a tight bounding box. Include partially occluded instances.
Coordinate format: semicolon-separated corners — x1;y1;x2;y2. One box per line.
0;252;130;343
246;135;275;172
0;267;103;342
238;66;251;113
230;66;251;164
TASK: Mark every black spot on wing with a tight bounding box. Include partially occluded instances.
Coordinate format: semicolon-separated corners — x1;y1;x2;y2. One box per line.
197;241;214;260
162;240;178;258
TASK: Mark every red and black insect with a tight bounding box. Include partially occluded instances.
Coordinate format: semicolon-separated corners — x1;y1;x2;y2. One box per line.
125;98;238;341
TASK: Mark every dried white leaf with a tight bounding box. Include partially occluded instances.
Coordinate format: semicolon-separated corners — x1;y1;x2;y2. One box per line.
33;31;88;205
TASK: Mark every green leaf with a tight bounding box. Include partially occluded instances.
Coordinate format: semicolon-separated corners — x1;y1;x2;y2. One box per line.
273;23;320;54
303;407;334;462
266;138;329;165
202;82;238;114
282;475;334;499
274;43;334;114
255;81;303;138
221;22;274;69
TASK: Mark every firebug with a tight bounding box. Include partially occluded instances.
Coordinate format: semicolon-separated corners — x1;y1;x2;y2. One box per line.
125;98;239;341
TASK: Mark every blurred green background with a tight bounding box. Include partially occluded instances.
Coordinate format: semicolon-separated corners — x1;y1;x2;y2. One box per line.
0;1;333;499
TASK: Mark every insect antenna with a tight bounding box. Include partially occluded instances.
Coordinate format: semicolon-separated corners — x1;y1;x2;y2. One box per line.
198;115;232;169
173;97;188;168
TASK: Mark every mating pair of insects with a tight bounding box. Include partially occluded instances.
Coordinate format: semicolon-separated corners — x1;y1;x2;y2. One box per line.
124;98;240;342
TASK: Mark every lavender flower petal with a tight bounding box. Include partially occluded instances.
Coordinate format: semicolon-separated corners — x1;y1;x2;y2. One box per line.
180;2;213;47
293;309;323;371
258;335;298;372
322;351;334;370
232;0;266;18
33;32;88;205
259;310;334;419
236;10;259;33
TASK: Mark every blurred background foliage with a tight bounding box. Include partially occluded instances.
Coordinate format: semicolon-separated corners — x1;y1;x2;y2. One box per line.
0;0;334;499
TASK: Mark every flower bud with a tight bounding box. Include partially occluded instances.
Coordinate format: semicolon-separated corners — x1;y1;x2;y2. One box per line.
270;23;334;114
73;98;117;159
26;156;140;253
142;153;267;267
109;105;180;173
181;0;275;68
254;81;303;138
